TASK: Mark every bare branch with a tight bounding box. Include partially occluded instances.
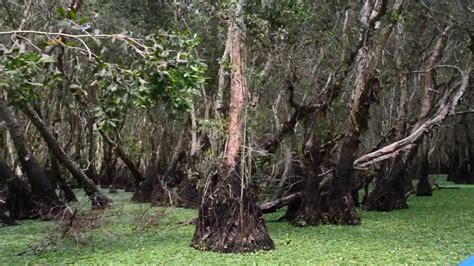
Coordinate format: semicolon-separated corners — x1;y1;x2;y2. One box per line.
0;30;148;59
354;60;472;169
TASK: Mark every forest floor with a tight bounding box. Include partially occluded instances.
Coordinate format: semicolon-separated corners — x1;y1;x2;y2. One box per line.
1;176;473;264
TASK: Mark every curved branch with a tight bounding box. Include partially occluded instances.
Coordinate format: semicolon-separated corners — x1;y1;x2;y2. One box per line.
354;62;471;169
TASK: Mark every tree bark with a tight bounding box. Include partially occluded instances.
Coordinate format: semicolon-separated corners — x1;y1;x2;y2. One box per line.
0;92;61;207
192;1;274;253
364;13;412;210
416;139;432;196
259;192;302;214
323;0;400;225
290;132;324;226
85;115;99;184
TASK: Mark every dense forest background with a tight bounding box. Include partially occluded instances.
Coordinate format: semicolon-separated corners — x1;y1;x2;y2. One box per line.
0;0;473;256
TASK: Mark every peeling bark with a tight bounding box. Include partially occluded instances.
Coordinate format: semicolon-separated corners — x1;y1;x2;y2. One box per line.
192;1;274;252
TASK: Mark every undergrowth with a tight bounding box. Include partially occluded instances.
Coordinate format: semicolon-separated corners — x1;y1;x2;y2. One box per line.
0;177;472;264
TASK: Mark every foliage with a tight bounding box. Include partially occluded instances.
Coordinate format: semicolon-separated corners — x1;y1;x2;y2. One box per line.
0;30;207;132
0;0;473;261
1;180;473;264
0;49;62;104
92;32;207;130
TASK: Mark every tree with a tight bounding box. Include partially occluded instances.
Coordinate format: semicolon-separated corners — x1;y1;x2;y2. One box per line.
192;0;274;253
0;90;63;216
320;0;404;224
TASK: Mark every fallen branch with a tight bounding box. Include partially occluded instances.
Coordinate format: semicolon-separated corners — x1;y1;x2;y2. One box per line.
354;60;471;169
259;192;302;214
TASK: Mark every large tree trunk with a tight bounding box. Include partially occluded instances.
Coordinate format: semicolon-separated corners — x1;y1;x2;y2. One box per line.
0;93;61;208
290;133;323;226
413;26;451;197
364;15;411;210
192;167;273;253
323;133;361;224
416;139;432;196
192;1;274;252
365;152;410;211
322;0;401;224
363;25;454;209
19;103;112;209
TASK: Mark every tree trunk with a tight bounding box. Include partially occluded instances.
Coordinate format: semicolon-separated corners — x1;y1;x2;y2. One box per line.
150;134;186;206
50;153;77;202
416;138;432;196
354;26;456;169
131;163;157;202
322;0;401;224
364;15;412;210
323;134;361;224
85;116;99;184
100;140;114;188
361;25;461;211
0;93;61;207
290;133;323;226
458;116;474;184
0;163;18;225
101;130;144;187
0;157;57;221
364;153;410;211
192;1;274;252
19;103;111;209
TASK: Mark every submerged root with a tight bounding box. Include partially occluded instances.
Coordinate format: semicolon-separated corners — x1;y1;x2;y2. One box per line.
322;190;360;225
192;168;274;253
291;210;324;227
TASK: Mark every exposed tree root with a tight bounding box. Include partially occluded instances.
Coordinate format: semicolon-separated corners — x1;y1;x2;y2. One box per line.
192;168;274;253
89;193;113;209
365;157;410;211
321;188;360;225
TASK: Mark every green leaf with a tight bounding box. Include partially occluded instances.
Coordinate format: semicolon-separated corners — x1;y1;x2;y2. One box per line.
57;7;66;18
79;18;88;25
68;10;77;20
